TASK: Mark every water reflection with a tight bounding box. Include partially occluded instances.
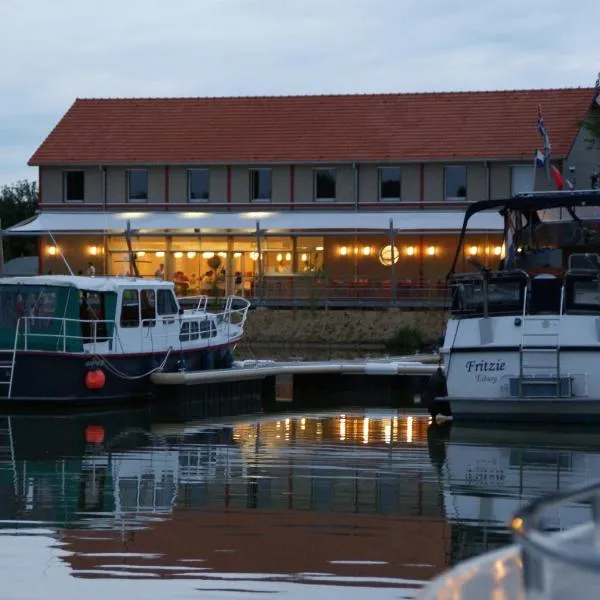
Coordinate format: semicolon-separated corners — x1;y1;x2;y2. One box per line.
0;409;438;599
3;407;600;599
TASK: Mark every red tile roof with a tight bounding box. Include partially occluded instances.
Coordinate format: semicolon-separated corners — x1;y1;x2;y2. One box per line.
29;88;596;165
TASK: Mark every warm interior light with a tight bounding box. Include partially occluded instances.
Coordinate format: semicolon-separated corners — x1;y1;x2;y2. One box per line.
202;251;214;259
427;246;436;256
155;251;165;258
187;251;196;259
136;251;146;257
276;253;283;262
340;246;348;256
353;247;358;255
48;246;57;256
362;246;371;256
285;252;292;261
234;252;242;258
218;251;227;258
406;246;415;256
249;251;259;260
301;253;308;262
315;246;324;251
469;246;478;256
89;246;98;256
174;251;183;258
493;246;502;256
378;245;399;266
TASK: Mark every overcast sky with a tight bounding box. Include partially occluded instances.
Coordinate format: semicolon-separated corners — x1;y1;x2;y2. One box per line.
1;0;598;187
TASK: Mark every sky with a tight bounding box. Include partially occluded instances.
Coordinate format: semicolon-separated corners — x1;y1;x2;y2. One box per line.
1;0;599;187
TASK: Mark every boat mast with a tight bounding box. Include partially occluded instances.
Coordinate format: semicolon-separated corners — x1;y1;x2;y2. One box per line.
124;220;140;278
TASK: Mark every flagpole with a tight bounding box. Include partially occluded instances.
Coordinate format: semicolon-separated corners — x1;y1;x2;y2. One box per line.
531;150;537;192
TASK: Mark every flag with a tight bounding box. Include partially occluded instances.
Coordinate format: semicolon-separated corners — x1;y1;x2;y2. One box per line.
550;165;565;190
535;149;545;167
537;106;551;157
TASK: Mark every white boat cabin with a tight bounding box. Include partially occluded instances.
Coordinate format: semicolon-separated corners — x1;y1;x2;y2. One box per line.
0;275;249;355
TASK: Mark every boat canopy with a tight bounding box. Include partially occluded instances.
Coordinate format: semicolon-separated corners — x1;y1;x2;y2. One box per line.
0;275;174;293
448;190;600;275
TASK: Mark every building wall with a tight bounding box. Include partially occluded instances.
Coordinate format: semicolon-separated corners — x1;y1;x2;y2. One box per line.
567;126;600;188
37;138;599;208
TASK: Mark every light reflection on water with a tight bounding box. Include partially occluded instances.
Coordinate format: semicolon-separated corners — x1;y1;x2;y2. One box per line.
1;408;600;599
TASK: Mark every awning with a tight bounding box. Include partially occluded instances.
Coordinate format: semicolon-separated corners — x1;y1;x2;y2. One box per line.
4;210;503;235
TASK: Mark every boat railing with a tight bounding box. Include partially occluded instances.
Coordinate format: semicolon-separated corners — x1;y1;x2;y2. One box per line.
178;294;208;313
512;479;600;599
14;316;119;354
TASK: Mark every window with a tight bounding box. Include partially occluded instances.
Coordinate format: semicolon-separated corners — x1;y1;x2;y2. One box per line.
127;170;148;202
188;169;209;202
314;168;336;201
511;165;533;196
250;169;272;201
63;171;85;202
140;289;156;327
379;167;401;200
120;289;140;327
179;321;199;342
157;289;179;315
444;166;467;200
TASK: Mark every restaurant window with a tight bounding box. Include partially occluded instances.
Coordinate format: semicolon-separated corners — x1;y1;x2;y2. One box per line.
63;171;85;202
444;166;467;200
314;168;336;201
127;170;148;202
511;165;533;196
296;236;325;273
120;289;139;327
250;169;272;201
379;167;401;200
188;169;209;202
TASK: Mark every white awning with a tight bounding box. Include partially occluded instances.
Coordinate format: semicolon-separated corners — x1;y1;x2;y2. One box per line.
4;210;503;235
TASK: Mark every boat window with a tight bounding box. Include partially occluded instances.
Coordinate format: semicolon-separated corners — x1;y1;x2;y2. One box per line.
140;289;156;327
157;289;179;315
120;289;140;327
451;272;527;317
179;321;199;342
564;272;600;314
79;290;108;340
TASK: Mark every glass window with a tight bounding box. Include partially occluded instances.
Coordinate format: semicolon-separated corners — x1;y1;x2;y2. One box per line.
63;171;85;202
444;166;467;200
180;321;199;342
511;165;533;196
120;289;140;327
250;169;272;201
379;167;401;200
127;170;148;202
140;289;156;327
188;169;209;202
314;169;336;201
157;289;179;315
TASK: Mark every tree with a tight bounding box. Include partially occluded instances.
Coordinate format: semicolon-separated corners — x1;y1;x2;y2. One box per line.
0;179;38;261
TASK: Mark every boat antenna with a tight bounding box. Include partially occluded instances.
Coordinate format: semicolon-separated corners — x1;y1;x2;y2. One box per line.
47;230;74;275
123;220;140;277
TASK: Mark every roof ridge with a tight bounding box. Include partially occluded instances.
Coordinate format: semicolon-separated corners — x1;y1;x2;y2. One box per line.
74;87;596;102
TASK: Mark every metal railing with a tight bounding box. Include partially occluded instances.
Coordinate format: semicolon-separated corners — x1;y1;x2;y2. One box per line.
194;278;451;308
8;295;251;356
513;480;600;600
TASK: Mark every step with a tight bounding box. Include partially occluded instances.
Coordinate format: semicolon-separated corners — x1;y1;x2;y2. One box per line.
521;348;559;353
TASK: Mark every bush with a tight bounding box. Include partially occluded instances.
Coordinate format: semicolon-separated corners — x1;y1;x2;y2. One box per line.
384;326;426;354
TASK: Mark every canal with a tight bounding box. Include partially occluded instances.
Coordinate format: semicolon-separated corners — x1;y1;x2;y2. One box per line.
1;379;599;599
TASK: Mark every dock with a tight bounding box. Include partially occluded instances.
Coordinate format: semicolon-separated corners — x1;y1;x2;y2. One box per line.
151;355;441;386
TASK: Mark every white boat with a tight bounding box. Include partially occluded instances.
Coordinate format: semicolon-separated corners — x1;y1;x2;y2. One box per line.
0;273;249;403
429;189;600;422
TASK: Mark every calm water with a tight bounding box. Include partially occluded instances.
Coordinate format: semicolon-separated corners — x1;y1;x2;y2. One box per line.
2;398;600;599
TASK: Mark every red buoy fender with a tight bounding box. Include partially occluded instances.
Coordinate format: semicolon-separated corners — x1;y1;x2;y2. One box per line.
85;369;106;390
